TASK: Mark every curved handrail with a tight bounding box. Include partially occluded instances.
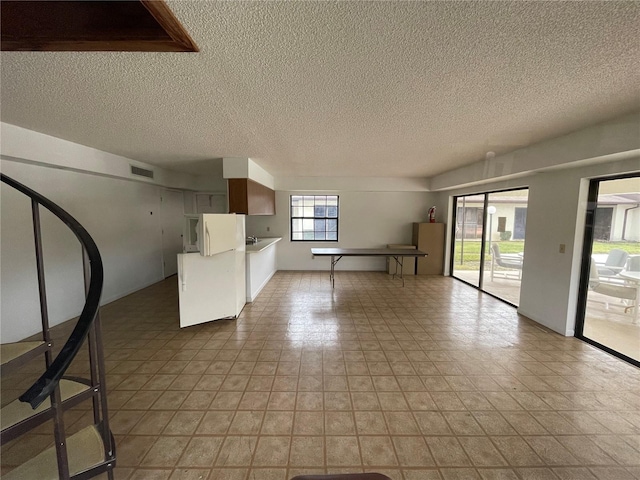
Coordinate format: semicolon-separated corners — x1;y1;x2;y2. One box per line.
1;174;104;409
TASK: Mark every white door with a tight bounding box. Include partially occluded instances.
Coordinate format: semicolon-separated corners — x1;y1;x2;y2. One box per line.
199;214;237;256
160;189;184;277
178;253;236;328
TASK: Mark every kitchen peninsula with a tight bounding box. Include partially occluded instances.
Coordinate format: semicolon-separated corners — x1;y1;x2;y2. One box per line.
245;237;281;302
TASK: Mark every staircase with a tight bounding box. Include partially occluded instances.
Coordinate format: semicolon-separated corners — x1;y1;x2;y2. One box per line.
0;174;115;479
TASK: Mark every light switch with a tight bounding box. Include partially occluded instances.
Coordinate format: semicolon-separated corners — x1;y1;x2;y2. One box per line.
559;244;566;254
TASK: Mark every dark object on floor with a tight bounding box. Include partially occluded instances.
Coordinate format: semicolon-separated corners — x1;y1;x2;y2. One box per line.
290;474;392;480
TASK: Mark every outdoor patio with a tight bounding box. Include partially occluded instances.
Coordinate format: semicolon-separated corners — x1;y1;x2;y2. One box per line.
584;290;640;362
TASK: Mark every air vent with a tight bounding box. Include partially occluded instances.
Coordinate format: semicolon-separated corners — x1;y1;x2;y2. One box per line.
130;166;154;179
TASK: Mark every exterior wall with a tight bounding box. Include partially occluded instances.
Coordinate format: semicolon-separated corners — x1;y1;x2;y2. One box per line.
625;208;640;242
487;204;523;241
456;201;527;241
611;204;640;242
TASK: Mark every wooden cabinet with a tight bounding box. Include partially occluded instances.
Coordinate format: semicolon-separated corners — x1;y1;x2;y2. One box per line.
412;223;445;275
228;178;275;215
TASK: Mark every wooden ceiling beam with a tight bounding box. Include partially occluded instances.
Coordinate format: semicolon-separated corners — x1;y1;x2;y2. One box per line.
1;0;198;52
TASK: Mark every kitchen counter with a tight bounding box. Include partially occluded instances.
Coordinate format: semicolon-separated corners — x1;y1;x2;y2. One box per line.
246;237;281;253
245;237;281;301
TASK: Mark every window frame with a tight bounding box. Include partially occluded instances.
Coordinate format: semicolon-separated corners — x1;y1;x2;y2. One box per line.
290;194;339;242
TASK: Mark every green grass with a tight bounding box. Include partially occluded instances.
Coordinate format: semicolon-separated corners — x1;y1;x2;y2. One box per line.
591;242;640;255
452;240;640;270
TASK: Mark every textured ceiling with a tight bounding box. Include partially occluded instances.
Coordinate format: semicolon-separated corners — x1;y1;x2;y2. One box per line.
1;1;639;178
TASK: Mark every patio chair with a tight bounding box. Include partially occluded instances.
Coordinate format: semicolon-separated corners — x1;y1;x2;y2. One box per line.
490;243;523;280
589;258;636;316
596;249;629;277
626;255;640;272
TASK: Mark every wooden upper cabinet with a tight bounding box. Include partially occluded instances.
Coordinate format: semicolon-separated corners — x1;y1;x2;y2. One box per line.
228;178;275;215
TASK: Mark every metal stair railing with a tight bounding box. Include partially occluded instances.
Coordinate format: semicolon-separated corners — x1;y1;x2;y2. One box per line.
0;173;114;480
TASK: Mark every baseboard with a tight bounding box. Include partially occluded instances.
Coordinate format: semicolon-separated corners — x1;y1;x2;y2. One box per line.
100;277;165;306
246;270;277;303
517;307;572;336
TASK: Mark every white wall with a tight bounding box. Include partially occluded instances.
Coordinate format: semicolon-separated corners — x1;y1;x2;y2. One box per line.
518;161;640;336
0;124;223;343
246;190;435;271
0;160;167;342
223;157;275;190
1;123;219;192
517;170;585;336
246;243;278;302
184;191;197;214
430;112;640;192
276;177;429;192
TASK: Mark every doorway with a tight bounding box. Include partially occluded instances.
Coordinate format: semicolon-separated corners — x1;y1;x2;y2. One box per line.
160;189;184;278
575;174;640;365
451;188;529;306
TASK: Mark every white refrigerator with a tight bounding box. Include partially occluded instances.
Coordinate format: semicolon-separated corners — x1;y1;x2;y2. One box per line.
177;214;246;328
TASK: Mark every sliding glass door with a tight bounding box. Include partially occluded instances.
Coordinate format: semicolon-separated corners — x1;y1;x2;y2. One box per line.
452;194;484;287
576;174;640;365
451;188;529;306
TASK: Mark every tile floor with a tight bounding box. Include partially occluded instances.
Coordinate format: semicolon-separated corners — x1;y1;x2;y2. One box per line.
453;269;640;361
452;270;522;306
2;271;640;480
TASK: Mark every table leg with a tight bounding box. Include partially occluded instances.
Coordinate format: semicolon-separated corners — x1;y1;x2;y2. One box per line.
390;256;406;287
329;256;343;288
330;255;335;288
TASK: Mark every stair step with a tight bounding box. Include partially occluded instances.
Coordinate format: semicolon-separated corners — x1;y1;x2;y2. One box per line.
0;342;48;372
1;379;91;432
2;424;106;480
